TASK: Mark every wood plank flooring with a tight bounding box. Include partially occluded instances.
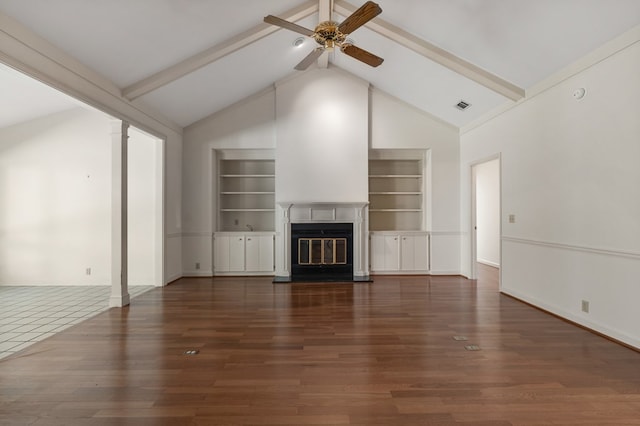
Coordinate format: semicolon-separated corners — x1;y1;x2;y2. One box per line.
1;266;639;425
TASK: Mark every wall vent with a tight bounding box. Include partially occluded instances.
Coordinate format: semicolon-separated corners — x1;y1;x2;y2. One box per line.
456;100;471;110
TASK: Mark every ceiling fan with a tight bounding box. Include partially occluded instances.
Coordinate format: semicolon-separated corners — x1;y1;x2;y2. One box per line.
264;1;384;70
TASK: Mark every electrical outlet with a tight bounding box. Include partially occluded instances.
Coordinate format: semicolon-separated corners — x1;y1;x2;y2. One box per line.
195;262;200;270
234;219;239;225
508;214;516;223
581;300;590;313
86;267;91;275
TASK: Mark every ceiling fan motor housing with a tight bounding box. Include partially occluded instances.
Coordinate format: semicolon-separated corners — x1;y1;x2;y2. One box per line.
313;21;346;50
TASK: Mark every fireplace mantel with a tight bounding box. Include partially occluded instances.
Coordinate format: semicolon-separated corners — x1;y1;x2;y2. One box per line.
274;202;369;281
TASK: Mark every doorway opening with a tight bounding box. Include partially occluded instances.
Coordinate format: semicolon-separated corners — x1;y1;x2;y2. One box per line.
471;156;501;289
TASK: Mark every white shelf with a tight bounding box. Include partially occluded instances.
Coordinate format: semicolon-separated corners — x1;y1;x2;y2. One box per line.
220;209;275;212
369;174;421;178
221;192;275;195
370;209;422;212
369;156;424;231
221;174;275;178
369;191;421;195
218;159;275;232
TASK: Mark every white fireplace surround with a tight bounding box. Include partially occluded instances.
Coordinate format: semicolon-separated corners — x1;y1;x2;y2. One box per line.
275;202;369;280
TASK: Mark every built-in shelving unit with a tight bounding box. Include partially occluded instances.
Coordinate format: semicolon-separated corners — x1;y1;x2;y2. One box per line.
218;158;275;232
368;150;430;273
368;155;424;231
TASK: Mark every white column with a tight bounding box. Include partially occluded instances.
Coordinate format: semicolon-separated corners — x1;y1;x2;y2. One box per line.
275;203;291;279
353;204;370;278
110;120;130;307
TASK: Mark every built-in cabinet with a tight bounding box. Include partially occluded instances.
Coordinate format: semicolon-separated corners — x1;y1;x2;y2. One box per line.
368;150;430;274
212;149;431;277
214;151;276;276
214;232;275;274
370;232;429;273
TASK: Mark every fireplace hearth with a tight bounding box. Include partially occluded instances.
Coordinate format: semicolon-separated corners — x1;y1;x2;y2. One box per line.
290;223;353;281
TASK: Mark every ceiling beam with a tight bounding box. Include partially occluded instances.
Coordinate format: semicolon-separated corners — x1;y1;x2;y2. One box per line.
317;0;331;68
123;0;318;101
334;0;525;101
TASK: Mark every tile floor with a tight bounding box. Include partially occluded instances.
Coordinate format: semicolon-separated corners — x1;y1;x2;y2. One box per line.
0;285;153;360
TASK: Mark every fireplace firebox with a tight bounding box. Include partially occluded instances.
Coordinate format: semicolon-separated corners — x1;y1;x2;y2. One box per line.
291;223;353;281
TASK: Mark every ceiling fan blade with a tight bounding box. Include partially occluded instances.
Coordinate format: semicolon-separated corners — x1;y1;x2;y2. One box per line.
341;44;384;67
264;15;315;37
295;47;325;70
337;1;382;35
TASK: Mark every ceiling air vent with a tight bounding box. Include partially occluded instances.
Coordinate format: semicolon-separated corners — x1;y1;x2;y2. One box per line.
455;100;471;110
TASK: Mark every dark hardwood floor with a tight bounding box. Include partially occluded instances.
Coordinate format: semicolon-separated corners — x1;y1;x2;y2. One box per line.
1;265;639;425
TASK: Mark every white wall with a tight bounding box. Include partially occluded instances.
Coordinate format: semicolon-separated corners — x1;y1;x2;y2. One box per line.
0;21;183;284
275;68;369;204
0;108;163;286
127;127;160;286
371;90;461;274
182;67;462;277
460;40;640;348
182;89;276;276
0;108;111;285
475;158;500;267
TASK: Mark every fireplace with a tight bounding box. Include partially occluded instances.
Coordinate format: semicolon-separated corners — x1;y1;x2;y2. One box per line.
291;223;353;281
274;202;370;282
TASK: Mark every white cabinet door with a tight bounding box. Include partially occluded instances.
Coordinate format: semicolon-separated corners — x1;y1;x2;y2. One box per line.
215;232;275;274
401;234;429;271
370;234;386;271
245;235;274;272
384;235;400;270
229;235;245;272
214;235;231;272
371;234;400;271
257;235;275;272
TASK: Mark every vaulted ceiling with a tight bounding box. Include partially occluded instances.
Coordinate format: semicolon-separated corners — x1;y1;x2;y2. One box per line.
1;0;639;130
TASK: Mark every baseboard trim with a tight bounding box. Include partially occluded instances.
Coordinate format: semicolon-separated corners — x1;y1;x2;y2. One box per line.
429;270;461;276
477;259;500;268
501;290;640;353
182;271;213;277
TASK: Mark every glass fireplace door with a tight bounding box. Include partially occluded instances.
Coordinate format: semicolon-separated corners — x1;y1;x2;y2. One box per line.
298;238;347;265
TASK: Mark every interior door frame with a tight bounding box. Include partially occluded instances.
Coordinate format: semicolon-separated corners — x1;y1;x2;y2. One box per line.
469;154;502;289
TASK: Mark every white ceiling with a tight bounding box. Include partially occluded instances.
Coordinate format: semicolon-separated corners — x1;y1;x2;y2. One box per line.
1;0;639;129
